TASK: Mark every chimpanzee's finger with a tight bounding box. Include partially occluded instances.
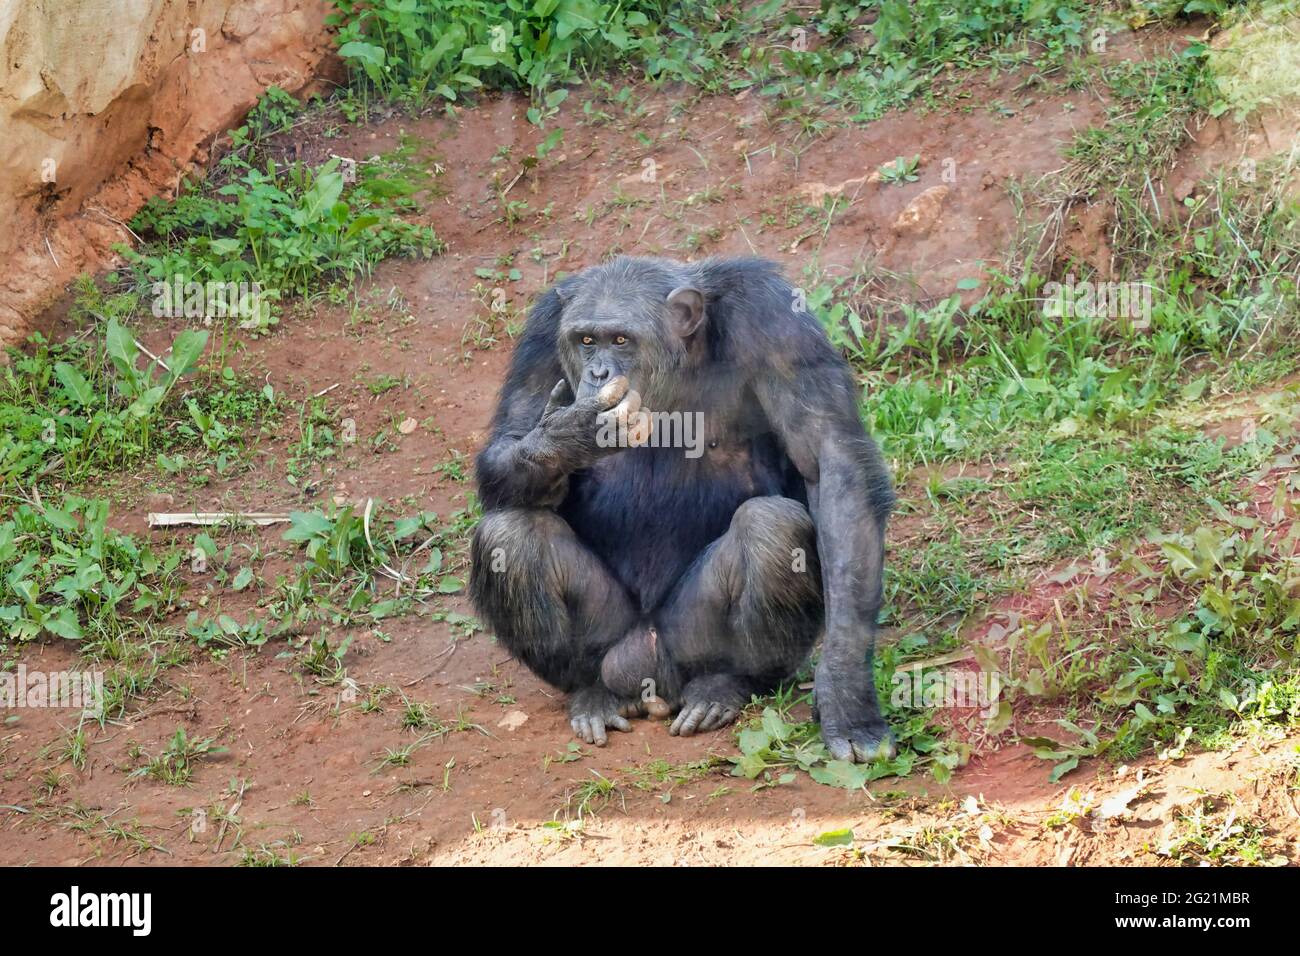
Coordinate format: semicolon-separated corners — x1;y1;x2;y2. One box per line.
824;734;855;762
695;703;722;732
668;709;684;735
607;389;642;426
596;388;644;436
670;703;705;737
595;375;629;409
697;703;728;732
615;388;641;419
573;716;600;745
681;704;707;735
609;714;632;733
589;717;608;747
543;379;572;417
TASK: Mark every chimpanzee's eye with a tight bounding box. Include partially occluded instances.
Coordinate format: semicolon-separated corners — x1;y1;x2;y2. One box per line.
581;336;594;346
615;336;628;346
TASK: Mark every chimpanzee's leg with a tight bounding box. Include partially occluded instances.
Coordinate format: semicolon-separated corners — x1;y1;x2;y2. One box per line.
469;508;642;744
601;496;823;736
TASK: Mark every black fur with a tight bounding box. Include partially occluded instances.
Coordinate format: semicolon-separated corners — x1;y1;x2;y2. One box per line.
469;256;896;757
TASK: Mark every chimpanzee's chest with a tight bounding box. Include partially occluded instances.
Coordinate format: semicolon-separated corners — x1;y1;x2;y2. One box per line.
558;430;798;613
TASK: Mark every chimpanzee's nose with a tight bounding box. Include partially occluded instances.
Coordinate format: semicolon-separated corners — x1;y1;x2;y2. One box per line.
590;364;611;383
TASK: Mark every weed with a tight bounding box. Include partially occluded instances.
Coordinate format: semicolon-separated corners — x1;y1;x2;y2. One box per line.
0;496;182;643
130;727;228;786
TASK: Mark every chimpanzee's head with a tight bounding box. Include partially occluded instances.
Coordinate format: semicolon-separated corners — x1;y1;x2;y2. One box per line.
555;258;705;407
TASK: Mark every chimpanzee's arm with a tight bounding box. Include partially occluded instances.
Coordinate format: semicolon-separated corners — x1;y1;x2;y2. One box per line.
744;286;897;763
475;289;573;510
475;287;629;510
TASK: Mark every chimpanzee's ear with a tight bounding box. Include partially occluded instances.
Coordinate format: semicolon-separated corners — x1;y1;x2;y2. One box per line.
554;273;584;305
666;286;705;339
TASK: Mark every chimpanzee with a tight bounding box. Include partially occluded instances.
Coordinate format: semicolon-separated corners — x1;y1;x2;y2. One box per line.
469;256;896;762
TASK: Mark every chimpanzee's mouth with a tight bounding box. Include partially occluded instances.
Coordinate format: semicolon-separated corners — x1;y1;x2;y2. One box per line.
576;377;611;401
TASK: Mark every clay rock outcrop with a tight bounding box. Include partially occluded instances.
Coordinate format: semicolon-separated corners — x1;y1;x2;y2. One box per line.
0;0;338;347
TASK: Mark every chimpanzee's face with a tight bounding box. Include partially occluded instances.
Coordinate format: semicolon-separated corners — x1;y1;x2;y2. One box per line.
563;320;642;401
557;277;705;406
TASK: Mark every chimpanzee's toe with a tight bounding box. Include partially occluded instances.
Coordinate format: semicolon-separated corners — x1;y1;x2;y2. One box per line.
823;724;896;763
670;700;742;736
569;687;635;746
669;675;748;736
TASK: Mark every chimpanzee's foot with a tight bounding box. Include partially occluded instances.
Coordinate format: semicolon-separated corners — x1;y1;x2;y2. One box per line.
812;663;896;762
813;706;895;762
568;686;639;747
669;674;749;737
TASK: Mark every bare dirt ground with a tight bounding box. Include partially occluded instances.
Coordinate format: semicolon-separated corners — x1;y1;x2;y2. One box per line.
3;28;1299;867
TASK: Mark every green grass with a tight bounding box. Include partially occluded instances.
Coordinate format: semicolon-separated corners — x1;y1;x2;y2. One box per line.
122;92;443;330
807;122;1298;483
859;326;1298;783
0;496;182;644
238;841;305;866
1157;795;1276;866
1048;53;1213;206
130;727;228;786
1206;0;1300;119
0;278;279;491
330;0;1100;126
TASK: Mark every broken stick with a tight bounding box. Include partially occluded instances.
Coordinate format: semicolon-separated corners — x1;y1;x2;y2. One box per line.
147;512;291;528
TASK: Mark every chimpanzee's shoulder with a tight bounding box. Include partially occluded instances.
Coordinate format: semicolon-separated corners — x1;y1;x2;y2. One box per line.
502;286;564;392
698;257;835;362
697;256;788;298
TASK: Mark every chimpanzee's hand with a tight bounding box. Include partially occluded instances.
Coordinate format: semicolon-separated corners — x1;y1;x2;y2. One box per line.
568;686;639;747
531;377;642;471
813;658;896;763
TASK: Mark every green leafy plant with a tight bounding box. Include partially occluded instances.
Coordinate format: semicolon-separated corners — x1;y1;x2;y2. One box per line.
331;0;659;106
130;726;228;786
127;157;441;306
2;296;277;488
731;701;964;788
0;497;182;643
124;90;444;327
270;503;467;631
879;154;921;184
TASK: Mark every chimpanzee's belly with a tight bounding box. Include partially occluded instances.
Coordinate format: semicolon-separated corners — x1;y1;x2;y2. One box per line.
559;440;797;614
